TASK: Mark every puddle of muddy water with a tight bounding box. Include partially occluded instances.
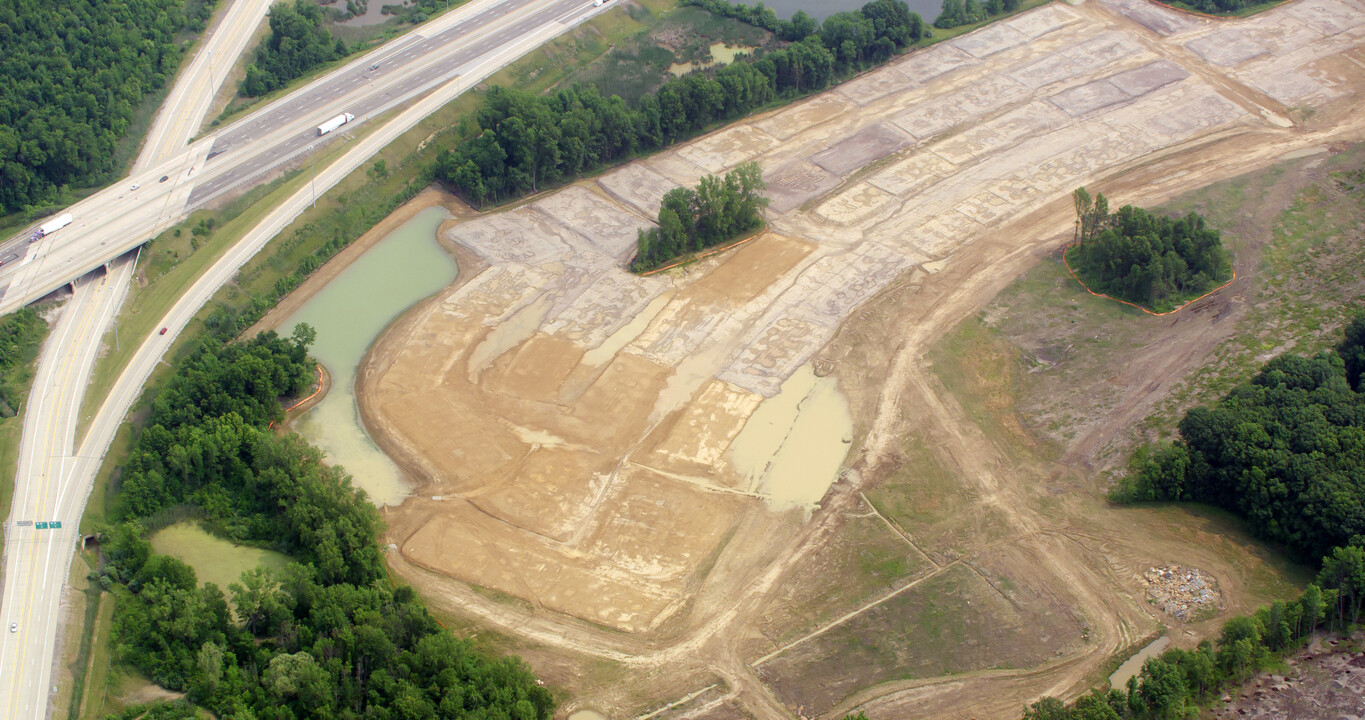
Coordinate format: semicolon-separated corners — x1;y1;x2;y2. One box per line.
280;206;457;506
466;295;553;381
582;292;672;367
1110;636;1171;689
727;365;852;509
669;42;757;76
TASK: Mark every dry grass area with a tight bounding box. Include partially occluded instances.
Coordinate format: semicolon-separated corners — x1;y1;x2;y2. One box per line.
343;0;1365;716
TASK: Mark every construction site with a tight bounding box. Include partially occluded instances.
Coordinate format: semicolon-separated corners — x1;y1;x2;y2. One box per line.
343;0;1365;716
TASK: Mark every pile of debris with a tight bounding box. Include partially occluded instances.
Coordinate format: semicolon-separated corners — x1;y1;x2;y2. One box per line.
1144;565;1223;622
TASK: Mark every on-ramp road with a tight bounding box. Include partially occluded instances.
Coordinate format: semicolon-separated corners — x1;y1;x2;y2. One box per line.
0;0;609;716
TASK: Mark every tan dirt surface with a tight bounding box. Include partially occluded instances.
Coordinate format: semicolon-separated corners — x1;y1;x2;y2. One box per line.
349;0;1365;717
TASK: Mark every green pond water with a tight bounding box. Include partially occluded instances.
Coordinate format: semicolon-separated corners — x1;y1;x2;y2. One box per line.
280;206;458;506
150;522;291;591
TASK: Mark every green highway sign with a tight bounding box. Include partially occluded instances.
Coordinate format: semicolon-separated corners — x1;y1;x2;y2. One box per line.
35;522;47;529
51;521;61;529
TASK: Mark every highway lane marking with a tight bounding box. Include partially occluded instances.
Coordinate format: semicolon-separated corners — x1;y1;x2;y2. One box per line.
3;278;99;710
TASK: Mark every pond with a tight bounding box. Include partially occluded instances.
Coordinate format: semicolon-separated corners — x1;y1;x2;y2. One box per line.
149;522;291;591
280;206;458;506
760;0;944;22
669;42;759;76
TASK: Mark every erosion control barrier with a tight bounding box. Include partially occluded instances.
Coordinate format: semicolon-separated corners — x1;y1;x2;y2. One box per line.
1062;244;1237;316
636;228;765;277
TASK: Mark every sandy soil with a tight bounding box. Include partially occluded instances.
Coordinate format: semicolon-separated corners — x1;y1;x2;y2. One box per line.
342;0;1365;717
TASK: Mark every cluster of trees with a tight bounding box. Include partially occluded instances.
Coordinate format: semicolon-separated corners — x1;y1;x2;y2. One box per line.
241;0;347;97
1113;316;1365;563
0;0;192;215
631;162;766;272
933;0;1021;30
1065;188;1233;312
1024;317;1365;720
1179;0;1257;14
684;0;927;46
1022;565;1362;720
435;0;928;206
0;308;47;416
105;329;553;719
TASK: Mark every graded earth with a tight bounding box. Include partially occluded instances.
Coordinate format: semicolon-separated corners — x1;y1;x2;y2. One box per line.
355;0;1365;716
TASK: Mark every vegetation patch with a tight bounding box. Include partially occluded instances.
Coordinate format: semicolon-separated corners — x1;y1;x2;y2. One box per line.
0;0;216;216
1113;317;1365;565
434;0;930;206
99;331;553;718
240;0;349;97
631;162;766;272
1064;188;1233;314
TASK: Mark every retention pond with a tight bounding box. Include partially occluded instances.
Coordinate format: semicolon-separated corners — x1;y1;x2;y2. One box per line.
279;206;457;506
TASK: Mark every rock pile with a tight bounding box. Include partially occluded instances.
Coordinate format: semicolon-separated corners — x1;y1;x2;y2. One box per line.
1144;565;1223;622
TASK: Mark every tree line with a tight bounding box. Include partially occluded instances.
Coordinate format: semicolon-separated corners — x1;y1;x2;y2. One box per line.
1065;188;1233;312
1018;316;1365;720
241;0;348;97
434;0;928;206
1112;315;1365;564
1021;565;1360;720
933;0;1022;30
632;162;766;272
0;0;204;215
0;308;47;417
103;328;553;720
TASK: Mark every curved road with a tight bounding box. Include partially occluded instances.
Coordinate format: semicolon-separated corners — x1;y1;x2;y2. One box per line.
0;0;609;715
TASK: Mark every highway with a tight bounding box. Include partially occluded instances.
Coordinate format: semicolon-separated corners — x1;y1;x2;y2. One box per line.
0;0;608;715
0;257;135;718
136;0;275;170
0;0;604;315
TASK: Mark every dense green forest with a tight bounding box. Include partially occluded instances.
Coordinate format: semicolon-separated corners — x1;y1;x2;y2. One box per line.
241;0;347;97
1021;317;1365;720
1065;188;1233;312
632;162;766;272
102;329;553;720
933;0;1021;30
1113;315;1365;563
0;308;48;416
434;0;927;206
0;0;207;215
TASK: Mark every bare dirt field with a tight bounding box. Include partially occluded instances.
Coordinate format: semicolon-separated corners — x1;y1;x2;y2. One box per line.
353;0;1365;717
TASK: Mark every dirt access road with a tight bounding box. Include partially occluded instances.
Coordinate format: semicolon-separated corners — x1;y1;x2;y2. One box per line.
351;0;1365;716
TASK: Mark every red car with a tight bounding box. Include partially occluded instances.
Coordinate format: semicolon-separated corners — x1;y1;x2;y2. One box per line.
159;327;168;335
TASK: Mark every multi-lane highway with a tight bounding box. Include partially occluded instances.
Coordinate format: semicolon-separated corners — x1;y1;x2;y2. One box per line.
0;0;605;315
0;0;609;715
0;257;135;718
136;0;275;170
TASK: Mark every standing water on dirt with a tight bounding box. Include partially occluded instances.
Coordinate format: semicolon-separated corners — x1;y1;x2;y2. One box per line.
280;206;457;506
1109;636;1171;689
728;365;853;510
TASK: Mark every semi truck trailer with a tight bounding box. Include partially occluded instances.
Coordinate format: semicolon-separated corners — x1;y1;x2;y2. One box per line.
33;213;73;241
317;113;356;136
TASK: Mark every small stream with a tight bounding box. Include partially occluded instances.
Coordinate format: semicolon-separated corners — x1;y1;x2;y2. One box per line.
279;206;457;506
1110;636;1171;689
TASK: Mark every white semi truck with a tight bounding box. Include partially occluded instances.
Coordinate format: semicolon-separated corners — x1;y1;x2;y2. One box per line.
317;113;356;136
33;213;73;241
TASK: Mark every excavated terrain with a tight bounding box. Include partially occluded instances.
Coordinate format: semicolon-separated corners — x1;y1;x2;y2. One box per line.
354;0;1365;716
